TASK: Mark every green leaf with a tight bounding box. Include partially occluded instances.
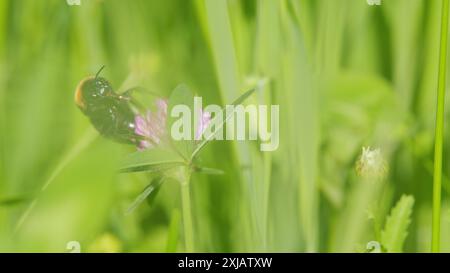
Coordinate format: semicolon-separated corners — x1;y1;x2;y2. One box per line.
167;84;196;160
381;195;415;253
119;148;184;173
126;176;165;214
190;87;258;160
193;166;224;175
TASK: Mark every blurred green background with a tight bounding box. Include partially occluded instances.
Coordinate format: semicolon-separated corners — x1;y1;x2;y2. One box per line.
0;0;450;253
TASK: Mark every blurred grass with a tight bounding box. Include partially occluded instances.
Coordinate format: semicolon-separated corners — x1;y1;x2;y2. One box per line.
0;0;449;253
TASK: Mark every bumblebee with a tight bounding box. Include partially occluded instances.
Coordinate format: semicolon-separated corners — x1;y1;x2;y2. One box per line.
74;67;138;144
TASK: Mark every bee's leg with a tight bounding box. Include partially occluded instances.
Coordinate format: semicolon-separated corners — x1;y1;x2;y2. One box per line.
119;86;158;98
117;87;146;112
118;87;160;113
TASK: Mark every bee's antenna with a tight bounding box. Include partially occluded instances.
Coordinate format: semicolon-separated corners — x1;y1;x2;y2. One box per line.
95;65;106;78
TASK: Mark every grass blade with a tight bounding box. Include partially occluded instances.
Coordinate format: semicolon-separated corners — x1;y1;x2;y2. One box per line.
432;0;450;253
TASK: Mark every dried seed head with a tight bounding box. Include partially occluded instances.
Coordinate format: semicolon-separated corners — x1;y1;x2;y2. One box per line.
356;146;388;179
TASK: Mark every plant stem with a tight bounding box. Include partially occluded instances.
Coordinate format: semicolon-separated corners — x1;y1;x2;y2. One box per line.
180;168;194;252
432;0;450;253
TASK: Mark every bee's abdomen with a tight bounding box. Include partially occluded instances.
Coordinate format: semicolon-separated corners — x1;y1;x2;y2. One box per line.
87;98;137;145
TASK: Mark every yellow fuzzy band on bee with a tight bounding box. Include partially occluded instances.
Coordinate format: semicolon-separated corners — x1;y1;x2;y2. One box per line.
74;76;93;109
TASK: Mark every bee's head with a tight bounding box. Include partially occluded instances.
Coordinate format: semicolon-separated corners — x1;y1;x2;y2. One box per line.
75;66;113;111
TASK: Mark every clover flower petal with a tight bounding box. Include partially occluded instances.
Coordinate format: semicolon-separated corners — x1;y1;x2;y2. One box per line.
134;99;168;150
196;109;211;140
135;98;210;150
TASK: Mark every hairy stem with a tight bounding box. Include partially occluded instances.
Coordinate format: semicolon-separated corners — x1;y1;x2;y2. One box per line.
180;168;194;252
